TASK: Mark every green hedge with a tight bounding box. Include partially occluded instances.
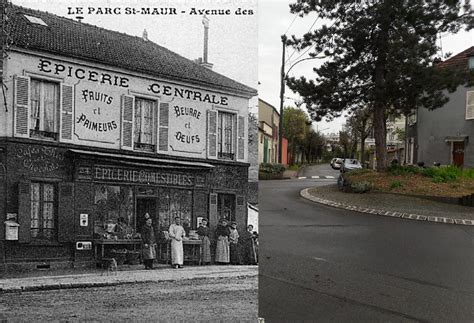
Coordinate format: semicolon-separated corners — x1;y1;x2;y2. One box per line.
259;163;286;174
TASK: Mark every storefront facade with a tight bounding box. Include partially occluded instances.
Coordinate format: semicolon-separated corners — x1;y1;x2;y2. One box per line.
0;5;256;270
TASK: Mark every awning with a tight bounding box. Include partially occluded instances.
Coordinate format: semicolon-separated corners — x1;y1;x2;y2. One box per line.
68;149;214;169
445;136;468;142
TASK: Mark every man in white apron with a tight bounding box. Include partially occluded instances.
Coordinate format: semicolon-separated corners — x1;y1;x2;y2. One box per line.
169;217;186;269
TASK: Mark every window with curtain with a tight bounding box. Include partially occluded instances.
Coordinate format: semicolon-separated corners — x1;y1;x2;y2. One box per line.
30;182;56;240
30;79;60;140
158;188;193;232
134;97;156;151
218;111;236;160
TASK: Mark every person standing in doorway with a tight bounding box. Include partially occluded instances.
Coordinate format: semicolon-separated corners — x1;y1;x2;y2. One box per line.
197;218;211;265
215;218;230;264
229;221;241;265
169;216;186;269
141;217;156;270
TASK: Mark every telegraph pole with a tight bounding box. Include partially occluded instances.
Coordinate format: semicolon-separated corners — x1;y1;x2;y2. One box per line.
278;35;286;164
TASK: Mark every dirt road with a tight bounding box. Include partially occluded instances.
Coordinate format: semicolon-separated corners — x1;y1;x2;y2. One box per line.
0;276;257;321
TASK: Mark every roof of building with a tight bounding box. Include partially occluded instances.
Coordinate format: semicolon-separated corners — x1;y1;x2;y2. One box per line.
7;4;257;98
436;46;474;70
258;98;280;116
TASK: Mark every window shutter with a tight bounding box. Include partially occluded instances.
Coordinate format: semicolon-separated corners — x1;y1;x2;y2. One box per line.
209;193;218;230
207;110;218;159
14;76;30;138
158;102;169;152
18;181;31;243
58;183;75;242
237;115;246;161
466;91;474;120
121;95;135;150
235;195;247;228
60;84;74;142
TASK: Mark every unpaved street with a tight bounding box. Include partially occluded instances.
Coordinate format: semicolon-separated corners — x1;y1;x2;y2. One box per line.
0;276;257;321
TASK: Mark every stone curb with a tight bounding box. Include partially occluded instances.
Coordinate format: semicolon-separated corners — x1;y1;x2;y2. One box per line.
300;188;474;226
0;269;257;294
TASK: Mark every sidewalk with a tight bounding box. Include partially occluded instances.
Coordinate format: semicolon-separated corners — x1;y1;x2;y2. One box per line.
0;264;257;293
301;184;474;225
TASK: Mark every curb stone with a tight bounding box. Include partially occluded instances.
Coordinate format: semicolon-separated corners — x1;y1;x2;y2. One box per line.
300;188;474;226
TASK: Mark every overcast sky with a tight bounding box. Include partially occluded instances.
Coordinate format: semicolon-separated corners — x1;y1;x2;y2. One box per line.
11;0;258;110
259;0;474;135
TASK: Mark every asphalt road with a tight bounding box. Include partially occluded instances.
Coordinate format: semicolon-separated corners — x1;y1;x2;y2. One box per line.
259;164;474;322
0;276;257;321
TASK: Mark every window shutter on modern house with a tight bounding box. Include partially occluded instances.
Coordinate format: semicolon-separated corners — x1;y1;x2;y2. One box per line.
14;76;30;138
58;183;75;242
237;115;246;161
207;110;218;159
60;84;74;142
18;181;31;243
158;102;169;152
466;91;474;120
121;95;135;150
209;193;218;229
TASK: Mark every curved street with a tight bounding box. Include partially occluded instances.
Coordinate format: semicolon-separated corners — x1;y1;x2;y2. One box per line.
259;164;474;322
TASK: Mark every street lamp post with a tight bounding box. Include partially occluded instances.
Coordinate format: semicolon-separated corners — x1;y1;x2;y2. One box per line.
278;35;326;164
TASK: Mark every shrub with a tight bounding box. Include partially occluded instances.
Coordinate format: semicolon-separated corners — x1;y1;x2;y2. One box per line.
350;181;371;193
259;163;286;175
388;165;421;176
421;165;461;183
287;164;300;171
390;180;402;189
462;168;474;179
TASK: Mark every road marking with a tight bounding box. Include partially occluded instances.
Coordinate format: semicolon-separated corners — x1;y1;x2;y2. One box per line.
311;176;320;179
326;175;335;179
298;176;306;179
313;257;328;262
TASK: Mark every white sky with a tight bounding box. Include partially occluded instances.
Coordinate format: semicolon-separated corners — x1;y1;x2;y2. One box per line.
259;0;474;135
10;0;258;110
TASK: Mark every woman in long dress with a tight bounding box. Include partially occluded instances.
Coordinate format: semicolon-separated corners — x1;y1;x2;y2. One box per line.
229;221;241;265
169;217;186;269
242;224;257;265
215;218;230;264
197;218;211;265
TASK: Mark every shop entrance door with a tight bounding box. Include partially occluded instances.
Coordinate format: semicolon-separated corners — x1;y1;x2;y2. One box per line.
136;198;157;234
452;142;464;167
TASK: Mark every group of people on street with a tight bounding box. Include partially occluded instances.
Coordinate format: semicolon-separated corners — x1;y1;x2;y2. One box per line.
141;214;258;270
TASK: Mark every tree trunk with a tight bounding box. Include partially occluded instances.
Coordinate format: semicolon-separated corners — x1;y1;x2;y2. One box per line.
373;107;387;171
360;136;366;167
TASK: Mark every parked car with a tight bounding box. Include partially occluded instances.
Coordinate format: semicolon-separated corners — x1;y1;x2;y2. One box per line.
340;158;362;173
331;158;344;169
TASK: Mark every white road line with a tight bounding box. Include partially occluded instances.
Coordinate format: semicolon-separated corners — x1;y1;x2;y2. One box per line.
326;176;335;179
313;257;328;262
311;176;320;179
298;177;306;179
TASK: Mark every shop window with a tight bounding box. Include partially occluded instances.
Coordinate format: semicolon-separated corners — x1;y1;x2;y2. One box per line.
158;188;193;233
30;79;60;140
134;97;156;151
30;182;56;240
218;111;236;160
217;193;235;222
93;185;134;239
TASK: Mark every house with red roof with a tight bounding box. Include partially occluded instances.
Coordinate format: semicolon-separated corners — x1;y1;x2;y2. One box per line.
0;3;257;271
406;46;474;168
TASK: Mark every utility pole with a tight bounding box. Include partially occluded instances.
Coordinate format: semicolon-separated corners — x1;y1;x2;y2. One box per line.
278;35;286;164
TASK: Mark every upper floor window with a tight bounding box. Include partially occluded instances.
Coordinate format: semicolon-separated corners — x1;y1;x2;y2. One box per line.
30;79;60;140
218;111;236;160
30;182;56;241
134;97;156;151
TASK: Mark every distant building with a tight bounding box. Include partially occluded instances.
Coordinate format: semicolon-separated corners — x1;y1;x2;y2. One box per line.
258;99;281;164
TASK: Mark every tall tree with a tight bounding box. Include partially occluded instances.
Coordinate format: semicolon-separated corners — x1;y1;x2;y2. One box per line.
283;106;310;164
287;0;473;171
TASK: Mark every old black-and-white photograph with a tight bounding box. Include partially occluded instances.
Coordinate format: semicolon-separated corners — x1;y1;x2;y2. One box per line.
0;0;258;321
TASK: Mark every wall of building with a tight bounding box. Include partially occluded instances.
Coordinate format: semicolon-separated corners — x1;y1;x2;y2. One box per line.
417;86;474;167
3;51;249;162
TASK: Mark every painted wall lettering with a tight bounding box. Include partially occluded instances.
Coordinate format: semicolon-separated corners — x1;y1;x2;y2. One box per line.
93;166;195;186
38;58;129;88
15;145;64;173
148;82;228;106
76;113;118;132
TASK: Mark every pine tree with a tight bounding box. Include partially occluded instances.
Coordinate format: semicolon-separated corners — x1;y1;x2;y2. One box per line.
287;0;473;170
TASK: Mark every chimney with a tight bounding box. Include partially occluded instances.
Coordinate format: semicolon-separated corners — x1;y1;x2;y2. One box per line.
199;15;213;69
142;29;148;41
